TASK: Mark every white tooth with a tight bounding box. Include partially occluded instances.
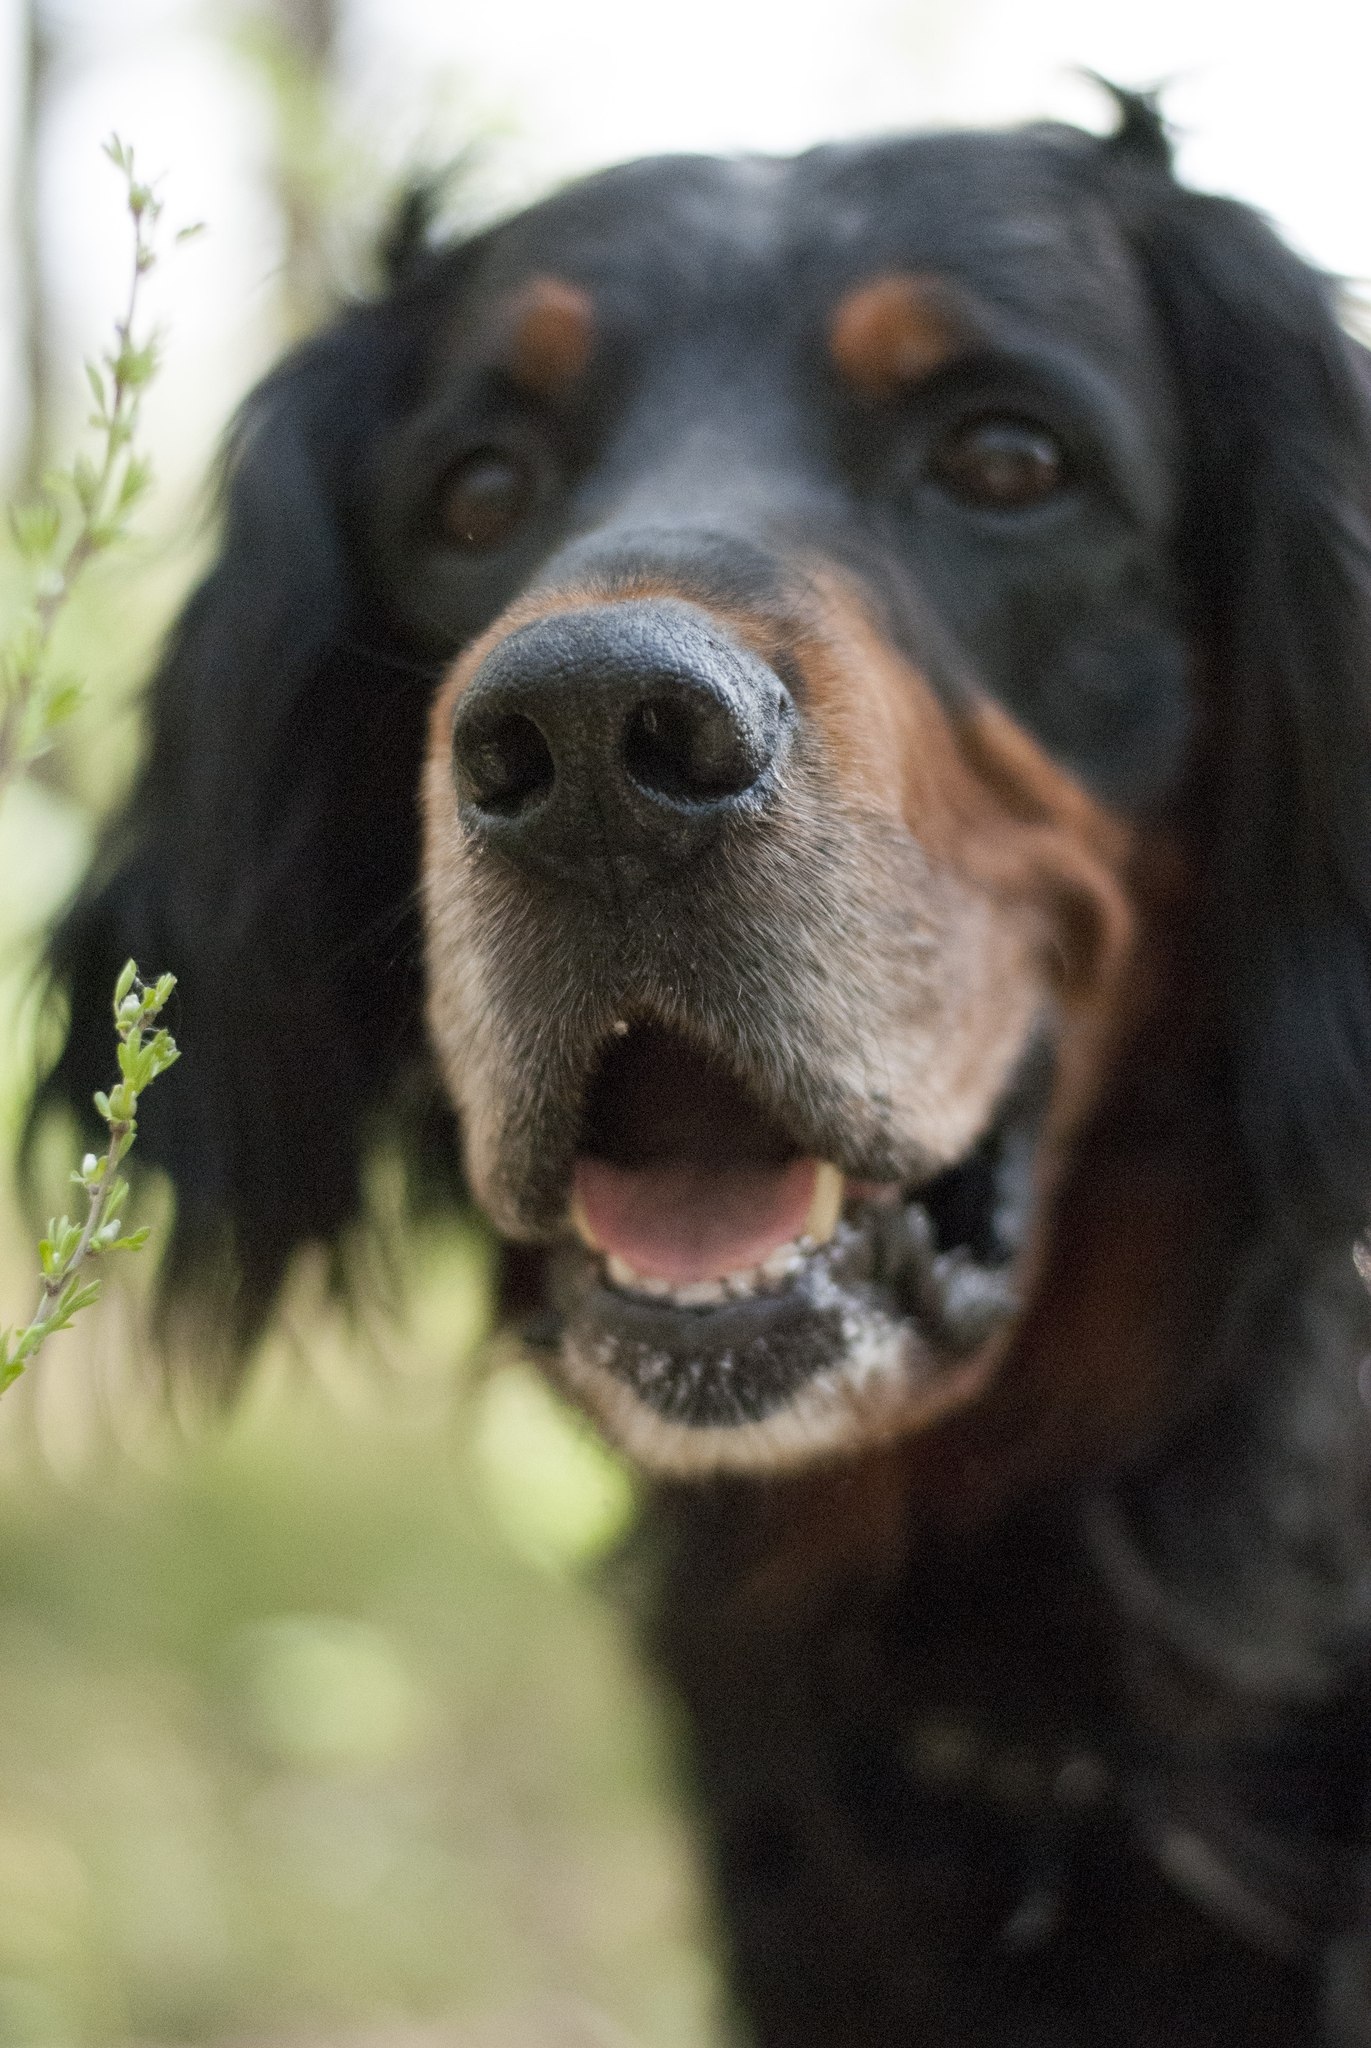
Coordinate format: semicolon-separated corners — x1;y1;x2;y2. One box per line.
672;1279;727;1307
569;1195;602;1252
605;1255;673;1298
804;1162;845;1246
759;1241;804;1283
725;1267;760;1298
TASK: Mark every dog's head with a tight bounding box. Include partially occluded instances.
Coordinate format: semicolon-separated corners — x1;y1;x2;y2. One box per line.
43;95;1371;1486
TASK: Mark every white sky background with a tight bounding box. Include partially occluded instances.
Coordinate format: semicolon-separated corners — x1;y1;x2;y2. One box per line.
0;0;1369;495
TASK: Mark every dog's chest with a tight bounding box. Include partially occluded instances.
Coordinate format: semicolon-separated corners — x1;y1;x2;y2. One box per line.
658;1498;1341;2045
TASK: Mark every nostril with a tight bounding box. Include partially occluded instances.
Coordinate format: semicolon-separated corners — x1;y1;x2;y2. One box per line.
449;603;793;881
455;709;555;816
623;691;770;805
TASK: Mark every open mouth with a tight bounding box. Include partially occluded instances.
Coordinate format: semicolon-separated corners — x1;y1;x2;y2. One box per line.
541;1022;1053;1469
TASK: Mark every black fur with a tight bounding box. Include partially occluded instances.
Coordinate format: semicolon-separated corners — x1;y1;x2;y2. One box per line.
34;100;1371;2040
1097;125;1371;1244
40;294;463;1340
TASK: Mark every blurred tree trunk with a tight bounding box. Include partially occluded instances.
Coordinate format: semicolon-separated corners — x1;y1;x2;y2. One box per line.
16;0;53;495
267;0;341;336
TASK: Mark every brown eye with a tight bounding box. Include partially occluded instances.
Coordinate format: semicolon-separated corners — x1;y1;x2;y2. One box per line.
931;417;1066;508
438;448;534;549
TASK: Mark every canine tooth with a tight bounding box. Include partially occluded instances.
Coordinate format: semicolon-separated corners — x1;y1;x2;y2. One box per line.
569;1194;602;1252
805;1162;845;1246
672;1279;727;1307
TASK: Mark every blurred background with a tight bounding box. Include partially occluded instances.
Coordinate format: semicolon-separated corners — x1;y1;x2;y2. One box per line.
0;0;1367;2041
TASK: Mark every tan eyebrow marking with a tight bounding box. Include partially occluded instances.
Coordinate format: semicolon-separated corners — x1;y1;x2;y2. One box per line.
505;276;595;395
829;273;964;399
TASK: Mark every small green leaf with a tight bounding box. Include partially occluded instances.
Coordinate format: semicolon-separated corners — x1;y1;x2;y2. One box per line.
71;453;100;512
38;675;84;728
108;1227;151;1253
113;341;160;389
149;1043;179;1079
10;499;62;558
6;619;45;676
117;456;153;509
50;1280;103;1330
13;1325;46;1364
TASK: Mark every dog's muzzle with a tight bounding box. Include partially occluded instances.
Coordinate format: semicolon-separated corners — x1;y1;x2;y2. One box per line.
426;583;1061;1473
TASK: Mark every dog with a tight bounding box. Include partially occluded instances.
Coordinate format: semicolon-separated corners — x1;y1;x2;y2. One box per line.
41;87;1371;2044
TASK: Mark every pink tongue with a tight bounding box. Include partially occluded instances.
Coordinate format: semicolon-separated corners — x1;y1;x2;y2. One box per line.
573;1156;820;1285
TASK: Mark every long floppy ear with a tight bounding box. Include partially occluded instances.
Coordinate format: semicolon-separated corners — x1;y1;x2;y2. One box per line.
37;296;460;1344
1099;101;1371;1245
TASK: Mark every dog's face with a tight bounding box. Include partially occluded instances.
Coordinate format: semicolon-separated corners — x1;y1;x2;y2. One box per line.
45;106;1371;1484
413;135;1191;1473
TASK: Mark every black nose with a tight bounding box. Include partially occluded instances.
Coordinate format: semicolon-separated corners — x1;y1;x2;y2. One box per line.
450;599;794;886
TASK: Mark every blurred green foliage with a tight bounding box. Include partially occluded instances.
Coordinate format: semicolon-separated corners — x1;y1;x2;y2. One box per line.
0;1351;717;2046
0;123;719;2048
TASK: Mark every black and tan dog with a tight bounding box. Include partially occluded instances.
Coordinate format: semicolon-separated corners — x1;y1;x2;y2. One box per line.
43;89;1371;2044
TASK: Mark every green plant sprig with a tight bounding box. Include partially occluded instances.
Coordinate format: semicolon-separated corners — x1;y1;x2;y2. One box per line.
1;963;179;1392
0;135;201;805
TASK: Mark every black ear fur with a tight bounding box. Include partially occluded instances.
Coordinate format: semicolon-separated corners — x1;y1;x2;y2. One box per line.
36;300;460;1345
1090;78;1174;171
1099;142;1371;1245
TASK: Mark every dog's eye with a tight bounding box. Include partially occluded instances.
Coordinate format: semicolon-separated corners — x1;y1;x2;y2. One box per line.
931;417;1066;508
438;449;535;549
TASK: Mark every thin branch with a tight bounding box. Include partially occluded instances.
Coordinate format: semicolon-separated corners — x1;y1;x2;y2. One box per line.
1;964;179;1391
0;135;202;808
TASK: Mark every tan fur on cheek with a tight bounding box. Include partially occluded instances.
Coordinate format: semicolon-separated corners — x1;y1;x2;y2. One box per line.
786;572;1143;1200
792;581;1136;996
